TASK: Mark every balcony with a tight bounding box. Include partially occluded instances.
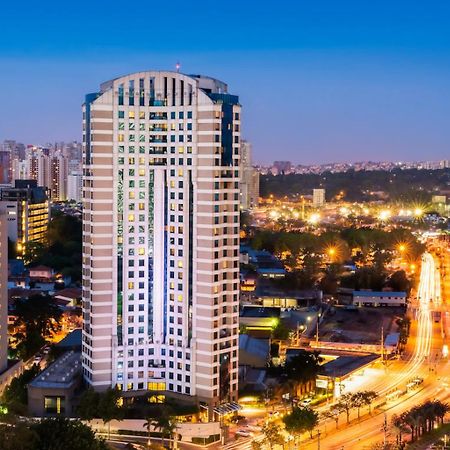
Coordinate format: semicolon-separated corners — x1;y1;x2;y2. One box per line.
150;126;168;132
149;136;167;143
149;113;168;120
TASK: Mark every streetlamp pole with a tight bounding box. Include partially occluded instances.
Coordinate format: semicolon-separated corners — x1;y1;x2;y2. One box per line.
317;430;321;450
316;313;321;346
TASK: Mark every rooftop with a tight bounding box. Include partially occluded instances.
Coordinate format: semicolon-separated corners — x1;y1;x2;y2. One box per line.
240;306;281;318
239;334;270;360
53;287;82;299
319;354;379;378
29;351;81;389
56;329;82;349
353;291;406;298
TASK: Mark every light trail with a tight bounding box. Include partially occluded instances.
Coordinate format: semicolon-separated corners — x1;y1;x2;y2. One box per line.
340;252;437;398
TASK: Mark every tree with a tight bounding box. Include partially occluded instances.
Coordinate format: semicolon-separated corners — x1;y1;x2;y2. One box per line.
260;422;284;450
0;421;38;450
351;392;365;420
283;350;321;397
144;413;177;449
98;387;124;439
77;387;101;420
31;418;109;450
272;320;290;340
13;294;62;358
1;365;40;415
335;393;354;424
387;270;411;293
359;390;378;415
283;407;319;444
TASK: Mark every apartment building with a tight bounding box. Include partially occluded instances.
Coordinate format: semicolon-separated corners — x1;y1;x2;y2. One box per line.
82;71;240;412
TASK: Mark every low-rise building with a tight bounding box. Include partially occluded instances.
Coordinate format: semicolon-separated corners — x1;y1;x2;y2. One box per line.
352;291;407;307
28;351;82;417
238;334;270;368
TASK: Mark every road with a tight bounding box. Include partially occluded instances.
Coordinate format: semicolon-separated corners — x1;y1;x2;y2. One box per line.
300;251;447;449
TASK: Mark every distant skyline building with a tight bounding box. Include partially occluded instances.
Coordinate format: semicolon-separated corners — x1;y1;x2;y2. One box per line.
67;171;82;203
272;160;292;175
82;71;240;412
312;188;325;207
0;180;50;257
240;140;259;209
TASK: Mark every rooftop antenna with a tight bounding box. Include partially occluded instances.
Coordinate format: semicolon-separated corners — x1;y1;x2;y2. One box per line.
175;62;181;73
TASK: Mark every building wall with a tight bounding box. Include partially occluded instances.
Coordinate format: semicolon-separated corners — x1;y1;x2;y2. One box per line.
0;204;8;372
353;295;406;306
82;71;240;409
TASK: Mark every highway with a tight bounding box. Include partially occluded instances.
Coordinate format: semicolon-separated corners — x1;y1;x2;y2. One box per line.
301;251;447;449
221;251;446;450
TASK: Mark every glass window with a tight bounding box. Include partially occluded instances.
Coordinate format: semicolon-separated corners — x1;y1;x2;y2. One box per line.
44;396;65;414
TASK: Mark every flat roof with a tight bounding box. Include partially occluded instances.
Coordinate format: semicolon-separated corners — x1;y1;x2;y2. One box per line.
240;306;281;318
319;354;379;378
353;291;406;297
29;351;81;389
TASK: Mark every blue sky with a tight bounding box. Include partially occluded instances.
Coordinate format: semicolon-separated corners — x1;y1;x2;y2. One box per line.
1;0;450;164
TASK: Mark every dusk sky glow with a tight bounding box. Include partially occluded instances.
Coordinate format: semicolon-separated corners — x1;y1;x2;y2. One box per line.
1;0;450;164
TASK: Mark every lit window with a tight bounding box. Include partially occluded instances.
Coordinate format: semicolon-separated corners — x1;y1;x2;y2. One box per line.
129;111;135;119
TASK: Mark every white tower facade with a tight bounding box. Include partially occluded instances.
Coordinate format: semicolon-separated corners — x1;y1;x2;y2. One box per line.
82;71;240;410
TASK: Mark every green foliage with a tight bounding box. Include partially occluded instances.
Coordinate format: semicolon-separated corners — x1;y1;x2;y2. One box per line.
283;406;319;438
260;422;285;450
32;418;109;450
283;350;322;385
1;365;40;414
0;421;38;450
78;387;124;424
13;294;62;359
0;418;108;450
144;412;177;449
260;168;450;202
399;400;450;442
24;212;82;281
387;270;411;293
396;317;411;345
272;320;290;340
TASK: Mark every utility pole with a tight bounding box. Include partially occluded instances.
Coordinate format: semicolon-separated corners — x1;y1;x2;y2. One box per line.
381;325;384;366
383;413;388;448
316;312;321;346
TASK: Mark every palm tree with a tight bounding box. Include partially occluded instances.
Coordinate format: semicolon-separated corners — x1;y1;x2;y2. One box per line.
433;400;450;425
144;415;177;449
391;414;407;447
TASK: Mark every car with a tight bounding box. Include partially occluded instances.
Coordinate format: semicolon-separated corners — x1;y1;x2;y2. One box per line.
300;398;312;407
236;430;254;438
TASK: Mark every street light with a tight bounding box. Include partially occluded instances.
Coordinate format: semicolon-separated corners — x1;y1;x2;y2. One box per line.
316;313;322;346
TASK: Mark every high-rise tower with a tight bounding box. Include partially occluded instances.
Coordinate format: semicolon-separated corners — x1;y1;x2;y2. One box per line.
82;71;240;411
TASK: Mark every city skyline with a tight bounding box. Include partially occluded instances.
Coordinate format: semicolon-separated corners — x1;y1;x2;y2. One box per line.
2;1;450;164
